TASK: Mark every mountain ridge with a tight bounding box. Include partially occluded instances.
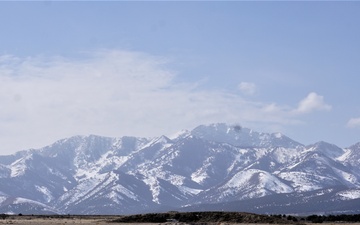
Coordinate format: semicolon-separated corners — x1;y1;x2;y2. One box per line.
0;123;359;215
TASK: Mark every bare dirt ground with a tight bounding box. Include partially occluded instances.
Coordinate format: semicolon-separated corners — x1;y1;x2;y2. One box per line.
0;217;220;225
1;216;360;225
0;220;282;225
0;215;115;225
2;220;360;225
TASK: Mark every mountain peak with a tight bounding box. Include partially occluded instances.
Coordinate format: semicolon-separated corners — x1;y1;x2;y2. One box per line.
272;132;283;138
169;129;191;141
190;123;302;148
307;141;345;158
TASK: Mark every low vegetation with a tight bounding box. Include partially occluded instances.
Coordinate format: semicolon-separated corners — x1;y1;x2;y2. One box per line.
306;214;360;223
112;211;293;223
1;212;360;224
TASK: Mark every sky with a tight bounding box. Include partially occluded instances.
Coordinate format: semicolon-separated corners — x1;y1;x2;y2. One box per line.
0;1;360;154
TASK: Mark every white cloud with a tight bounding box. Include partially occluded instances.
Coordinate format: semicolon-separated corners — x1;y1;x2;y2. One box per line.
238;82;257;96
294;92;332;114
347;117;360;128
0;50;332;154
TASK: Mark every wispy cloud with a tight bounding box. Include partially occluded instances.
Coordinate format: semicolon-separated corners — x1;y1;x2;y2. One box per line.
0;50;333;153
238;82;257;96
347;117;360;128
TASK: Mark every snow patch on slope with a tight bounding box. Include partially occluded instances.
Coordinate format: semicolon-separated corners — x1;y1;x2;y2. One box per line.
143;175;161;204
225;169;293;193
36;185;53;203
332;168;359;186
178;186;203;195
10;155;32;177
191;156;214;184
337;189;360;200
219;169;293;200
278;172;323;192
108;184;139;202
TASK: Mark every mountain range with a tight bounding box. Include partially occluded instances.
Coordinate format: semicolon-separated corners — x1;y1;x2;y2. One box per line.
0;123;359;215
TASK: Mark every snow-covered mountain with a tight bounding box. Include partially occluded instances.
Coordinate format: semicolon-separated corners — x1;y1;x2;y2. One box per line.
0;123;359;215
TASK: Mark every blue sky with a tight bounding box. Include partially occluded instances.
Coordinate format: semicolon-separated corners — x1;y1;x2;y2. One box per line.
0;2;360;154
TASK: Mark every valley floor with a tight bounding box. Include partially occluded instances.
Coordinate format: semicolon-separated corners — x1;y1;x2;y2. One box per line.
2;218;360;225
